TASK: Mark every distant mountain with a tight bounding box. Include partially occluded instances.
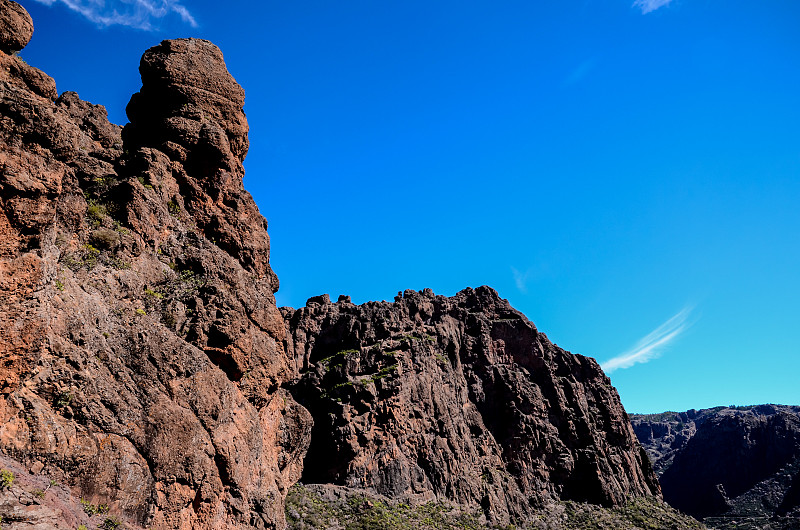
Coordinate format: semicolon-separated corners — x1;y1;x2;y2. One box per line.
631;405;800;529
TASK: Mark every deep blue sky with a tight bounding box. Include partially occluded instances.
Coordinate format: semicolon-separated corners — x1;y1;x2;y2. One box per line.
16;0;800;413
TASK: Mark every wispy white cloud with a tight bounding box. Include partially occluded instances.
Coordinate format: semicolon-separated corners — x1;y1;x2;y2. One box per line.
632;0;673;15
32;0;197;30
511;267;531;294
601;306;693;374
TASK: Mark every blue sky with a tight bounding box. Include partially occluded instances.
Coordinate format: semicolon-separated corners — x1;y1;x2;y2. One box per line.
16;0;800;413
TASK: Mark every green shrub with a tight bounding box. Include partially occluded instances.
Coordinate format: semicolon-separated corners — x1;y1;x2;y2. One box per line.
55;391;73;408
86;200;107;223
144;288;163;300
100;516;121;529
90;228;120;250
0;469;13;489
80;499;109;516
167;199;181;216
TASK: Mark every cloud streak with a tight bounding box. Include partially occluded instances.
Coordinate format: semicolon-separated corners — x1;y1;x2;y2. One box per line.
32;0;197;30
511;267;531;294
632;0;673;15
601;306;693;374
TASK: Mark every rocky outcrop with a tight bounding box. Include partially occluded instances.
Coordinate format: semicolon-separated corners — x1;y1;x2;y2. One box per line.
1;1;678;528
0;2;311;528
632;405;800;529
283;287;661;525
0;0;31;54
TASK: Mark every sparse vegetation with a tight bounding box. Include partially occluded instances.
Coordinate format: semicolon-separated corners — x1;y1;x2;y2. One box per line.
80;498;109;516
100;516;122;529
55;391;73;408
0;469;13;489
167;198;181;216
135;308;147;316
90;228;120;250
55;279;65;291
86;200;107;225
285;484;703;530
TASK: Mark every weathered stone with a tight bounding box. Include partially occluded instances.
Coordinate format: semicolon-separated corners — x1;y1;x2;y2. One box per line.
0;5;311;527
0;0;32;54
633;405;800;526
283;287;661;524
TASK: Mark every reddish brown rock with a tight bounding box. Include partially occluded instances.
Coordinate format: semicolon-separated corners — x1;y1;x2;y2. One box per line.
0;3;311;528
0;0;32;54
283;287;660;524
1;2;666;528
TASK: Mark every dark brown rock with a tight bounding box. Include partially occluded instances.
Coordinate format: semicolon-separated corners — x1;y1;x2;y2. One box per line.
0;0;32;54
633;406;800;528
283;287;660;524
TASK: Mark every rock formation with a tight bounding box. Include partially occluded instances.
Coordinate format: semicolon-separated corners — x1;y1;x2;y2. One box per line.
631;405;800;529
0;3;311;528
283;287;661;524
0;1;683;528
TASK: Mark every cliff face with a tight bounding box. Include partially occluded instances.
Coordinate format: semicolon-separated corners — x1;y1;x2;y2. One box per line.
0;3;311;528
283;287;660;523
0;2;668;528
631;405;800;529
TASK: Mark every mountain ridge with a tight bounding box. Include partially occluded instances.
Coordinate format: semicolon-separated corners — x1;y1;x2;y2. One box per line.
1;2;699;528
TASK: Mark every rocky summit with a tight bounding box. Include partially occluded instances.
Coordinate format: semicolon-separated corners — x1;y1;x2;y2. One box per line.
0;3;310;528
0;2;695;528
283;287;660;524
631;405;800;529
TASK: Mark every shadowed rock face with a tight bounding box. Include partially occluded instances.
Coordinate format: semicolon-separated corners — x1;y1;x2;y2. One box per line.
283;287;661;524
632;405;800;528
0;2;311;528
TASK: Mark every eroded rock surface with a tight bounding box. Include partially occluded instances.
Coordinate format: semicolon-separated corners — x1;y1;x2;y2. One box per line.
2;2;675;528
283;287;660;525
632;405;800;529
0;0;31;54
0;3;311;528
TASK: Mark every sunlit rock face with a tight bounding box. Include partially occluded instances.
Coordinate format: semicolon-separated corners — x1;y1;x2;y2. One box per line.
0;2;311;527
1;1;667;527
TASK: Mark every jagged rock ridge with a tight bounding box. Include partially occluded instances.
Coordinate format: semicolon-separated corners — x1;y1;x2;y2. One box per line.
0;3;311;528
1;1;676;528
631;405;800;529
283;287;661;524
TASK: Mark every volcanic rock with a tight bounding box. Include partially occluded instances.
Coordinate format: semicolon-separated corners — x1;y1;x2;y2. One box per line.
0;2;311;528
0;0;32;54
1;1;681;528
632;405;800;529
283;287;661;524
